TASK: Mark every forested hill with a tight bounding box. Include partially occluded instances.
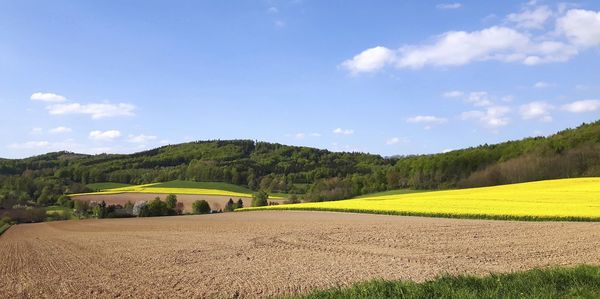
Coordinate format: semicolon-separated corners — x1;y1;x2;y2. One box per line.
1;120;599;206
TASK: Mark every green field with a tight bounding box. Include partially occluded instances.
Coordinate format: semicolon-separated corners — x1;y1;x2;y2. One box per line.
352;189;426;198
86;182;132;191
285;266;600;299
242;178;600;221
0;223;10;236
72;180;284;199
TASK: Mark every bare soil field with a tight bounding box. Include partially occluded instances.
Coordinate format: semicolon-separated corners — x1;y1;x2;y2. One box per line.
1;211;599;298
73;192;259;212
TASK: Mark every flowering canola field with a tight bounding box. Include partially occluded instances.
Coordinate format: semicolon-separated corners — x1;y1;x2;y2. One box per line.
243;178;600;221
70;181;260;198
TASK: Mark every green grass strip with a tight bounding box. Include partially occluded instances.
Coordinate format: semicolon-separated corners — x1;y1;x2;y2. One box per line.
237;207;600;222
281;265;600;299
0;223;11;236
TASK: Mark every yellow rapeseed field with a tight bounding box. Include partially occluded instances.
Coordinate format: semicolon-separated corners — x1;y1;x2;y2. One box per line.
70;183;256;198
244;178;600;220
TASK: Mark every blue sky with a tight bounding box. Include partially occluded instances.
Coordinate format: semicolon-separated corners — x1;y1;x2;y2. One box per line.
1;0;600;158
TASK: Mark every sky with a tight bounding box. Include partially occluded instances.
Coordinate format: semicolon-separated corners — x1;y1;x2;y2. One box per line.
1;0;600;159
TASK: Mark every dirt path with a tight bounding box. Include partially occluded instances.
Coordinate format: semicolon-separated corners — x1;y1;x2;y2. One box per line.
1;211;599;298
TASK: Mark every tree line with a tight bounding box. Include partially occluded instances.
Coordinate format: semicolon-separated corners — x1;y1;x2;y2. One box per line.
1;120;599;207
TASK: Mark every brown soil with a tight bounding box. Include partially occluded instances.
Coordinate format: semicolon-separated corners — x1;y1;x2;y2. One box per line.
73;192;261;212
1;211;599;298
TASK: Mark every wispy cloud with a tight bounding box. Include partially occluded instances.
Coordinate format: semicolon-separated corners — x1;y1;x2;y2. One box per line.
561;99;600;113
436;3;462;10
406;115;447;124
519;101;553;121
442;90;464;98
461;106;511;128
89;130;121;141
49;126;72;134
333;128;354;135
30;92;66;103
386;137;408;145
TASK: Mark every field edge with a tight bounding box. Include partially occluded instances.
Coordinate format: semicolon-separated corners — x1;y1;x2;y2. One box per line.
282;265;600;299
237;207;600;222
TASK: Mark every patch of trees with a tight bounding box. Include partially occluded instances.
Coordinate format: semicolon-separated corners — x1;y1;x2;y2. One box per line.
224;198;244;212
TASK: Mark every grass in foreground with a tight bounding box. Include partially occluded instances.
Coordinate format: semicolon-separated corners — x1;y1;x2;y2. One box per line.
72;180;283;199
284;265;600;299
241;178;600;221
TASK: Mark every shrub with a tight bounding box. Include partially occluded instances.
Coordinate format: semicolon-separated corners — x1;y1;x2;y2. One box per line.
192;200;211;214
235;198;244;209
224;198;235;212
252;191;269;207
165;194;177;209
148;197;169;216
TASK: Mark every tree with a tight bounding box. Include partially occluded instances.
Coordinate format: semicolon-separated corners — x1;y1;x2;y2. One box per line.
148;197;169;216
74;200;90;217
132;201;148;217
192;200;211;214
93;201;108;219
57;195;72;207
224;198;235;212
252;190;269;207
165;194;177;209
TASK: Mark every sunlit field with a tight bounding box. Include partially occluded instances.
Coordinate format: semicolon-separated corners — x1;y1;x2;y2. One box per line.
242;178;600;221
70;180;276;198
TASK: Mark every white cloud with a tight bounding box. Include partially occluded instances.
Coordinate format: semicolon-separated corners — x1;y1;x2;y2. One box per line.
49;126;72;134
47;102;136;119
267;6;279;14
557;9;600;48
341;46;395;73
436;3;462;10
461;106;511;128
333;128;354;135
467;91;493;107
275;20;286;28
341;7;600;73
89;130;121;141
406;115;447;124
506;5;552;29
386;137;408;145
519;101;553;121
442;90;464;98
310;133;322;137
533;81;551;88
561;99;600;113
30;92;66;103
128;134;157;143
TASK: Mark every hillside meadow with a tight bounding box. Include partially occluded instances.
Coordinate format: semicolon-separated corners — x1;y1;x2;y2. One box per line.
70;180;282;199
241;178;600;221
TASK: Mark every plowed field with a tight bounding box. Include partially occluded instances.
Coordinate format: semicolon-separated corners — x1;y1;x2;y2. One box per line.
1;211;599;298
